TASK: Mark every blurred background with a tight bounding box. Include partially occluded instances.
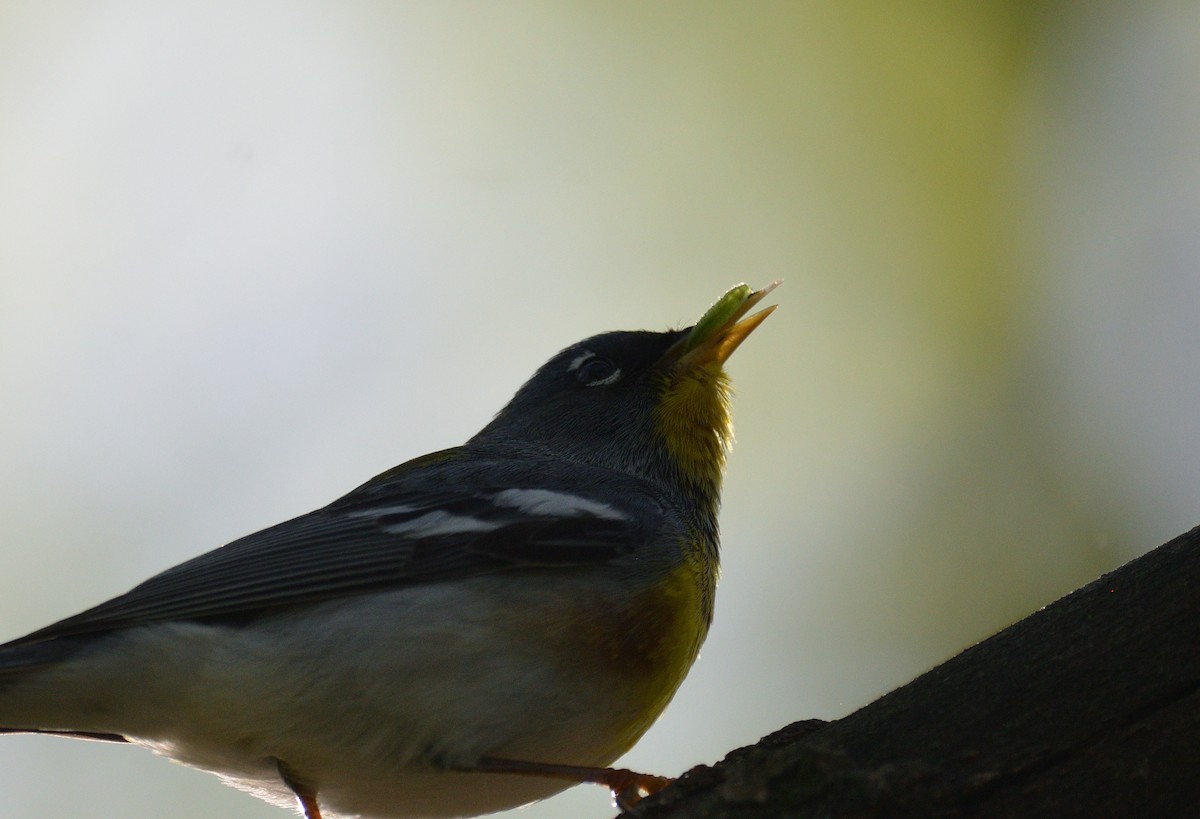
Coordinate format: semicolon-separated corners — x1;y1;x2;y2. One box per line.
1;3;1198;817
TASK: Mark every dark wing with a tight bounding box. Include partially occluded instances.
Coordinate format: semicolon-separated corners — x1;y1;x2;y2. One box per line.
8;449;671;646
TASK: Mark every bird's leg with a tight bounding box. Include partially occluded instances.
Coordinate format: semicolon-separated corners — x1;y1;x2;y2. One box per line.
274;758;323;819
471;756;673;811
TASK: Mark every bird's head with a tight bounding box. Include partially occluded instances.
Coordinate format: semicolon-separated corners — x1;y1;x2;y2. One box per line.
470;283;778;506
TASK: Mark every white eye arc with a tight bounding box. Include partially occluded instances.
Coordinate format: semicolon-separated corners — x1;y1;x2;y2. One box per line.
567;350;622;386
567;351;595;373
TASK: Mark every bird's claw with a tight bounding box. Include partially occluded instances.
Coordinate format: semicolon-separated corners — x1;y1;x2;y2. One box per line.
604;768;673;810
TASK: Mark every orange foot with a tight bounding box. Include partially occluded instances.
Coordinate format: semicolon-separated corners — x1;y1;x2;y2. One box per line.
596;766;673;810
275;758;323;819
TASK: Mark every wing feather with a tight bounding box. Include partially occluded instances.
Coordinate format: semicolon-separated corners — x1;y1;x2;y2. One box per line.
6;451;670;646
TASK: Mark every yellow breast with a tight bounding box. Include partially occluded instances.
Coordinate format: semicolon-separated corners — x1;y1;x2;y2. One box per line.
560;558;714;759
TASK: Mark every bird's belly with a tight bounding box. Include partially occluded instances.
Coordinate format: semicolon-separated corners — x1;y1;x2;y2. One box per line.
46;568;710;817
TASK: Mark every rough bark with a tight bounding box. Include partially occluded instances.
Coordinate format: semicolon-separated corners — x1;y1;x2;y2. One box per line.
622;525;1200;818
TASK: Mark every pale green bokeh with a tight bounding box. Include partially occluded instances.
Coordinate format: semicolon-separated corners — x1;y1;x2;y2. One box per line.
2;3;1198;818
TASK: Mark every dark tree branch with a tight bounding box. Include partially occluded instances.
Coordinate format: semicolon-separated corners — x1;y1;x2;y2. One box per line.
623;525;1200;818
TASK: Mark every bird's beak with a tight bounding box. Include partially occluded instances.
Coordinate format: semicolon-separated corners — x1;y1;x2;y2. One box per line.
667;281;780;372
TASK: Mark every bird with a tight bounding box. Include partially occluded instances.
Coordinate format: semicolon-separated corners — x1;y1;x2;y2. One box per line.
0;282;778;819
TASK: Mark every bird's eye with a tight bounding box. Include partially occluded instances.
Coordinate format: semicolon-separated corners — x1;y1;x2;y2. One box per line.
574;356;621;386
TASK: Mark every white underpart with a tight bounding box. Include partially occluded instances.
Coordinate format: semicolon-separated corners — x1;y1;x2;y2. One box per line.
492;488;626;520
378;511;501;536
0;575;662;818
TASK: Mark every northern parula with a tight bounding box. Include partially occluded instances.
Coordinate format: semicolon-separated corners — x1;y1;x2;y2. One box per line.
0;282;778;819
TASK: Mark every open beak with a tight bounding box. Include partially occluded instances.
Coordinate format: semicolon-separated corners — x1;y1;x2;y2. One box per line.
667;281;780;373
